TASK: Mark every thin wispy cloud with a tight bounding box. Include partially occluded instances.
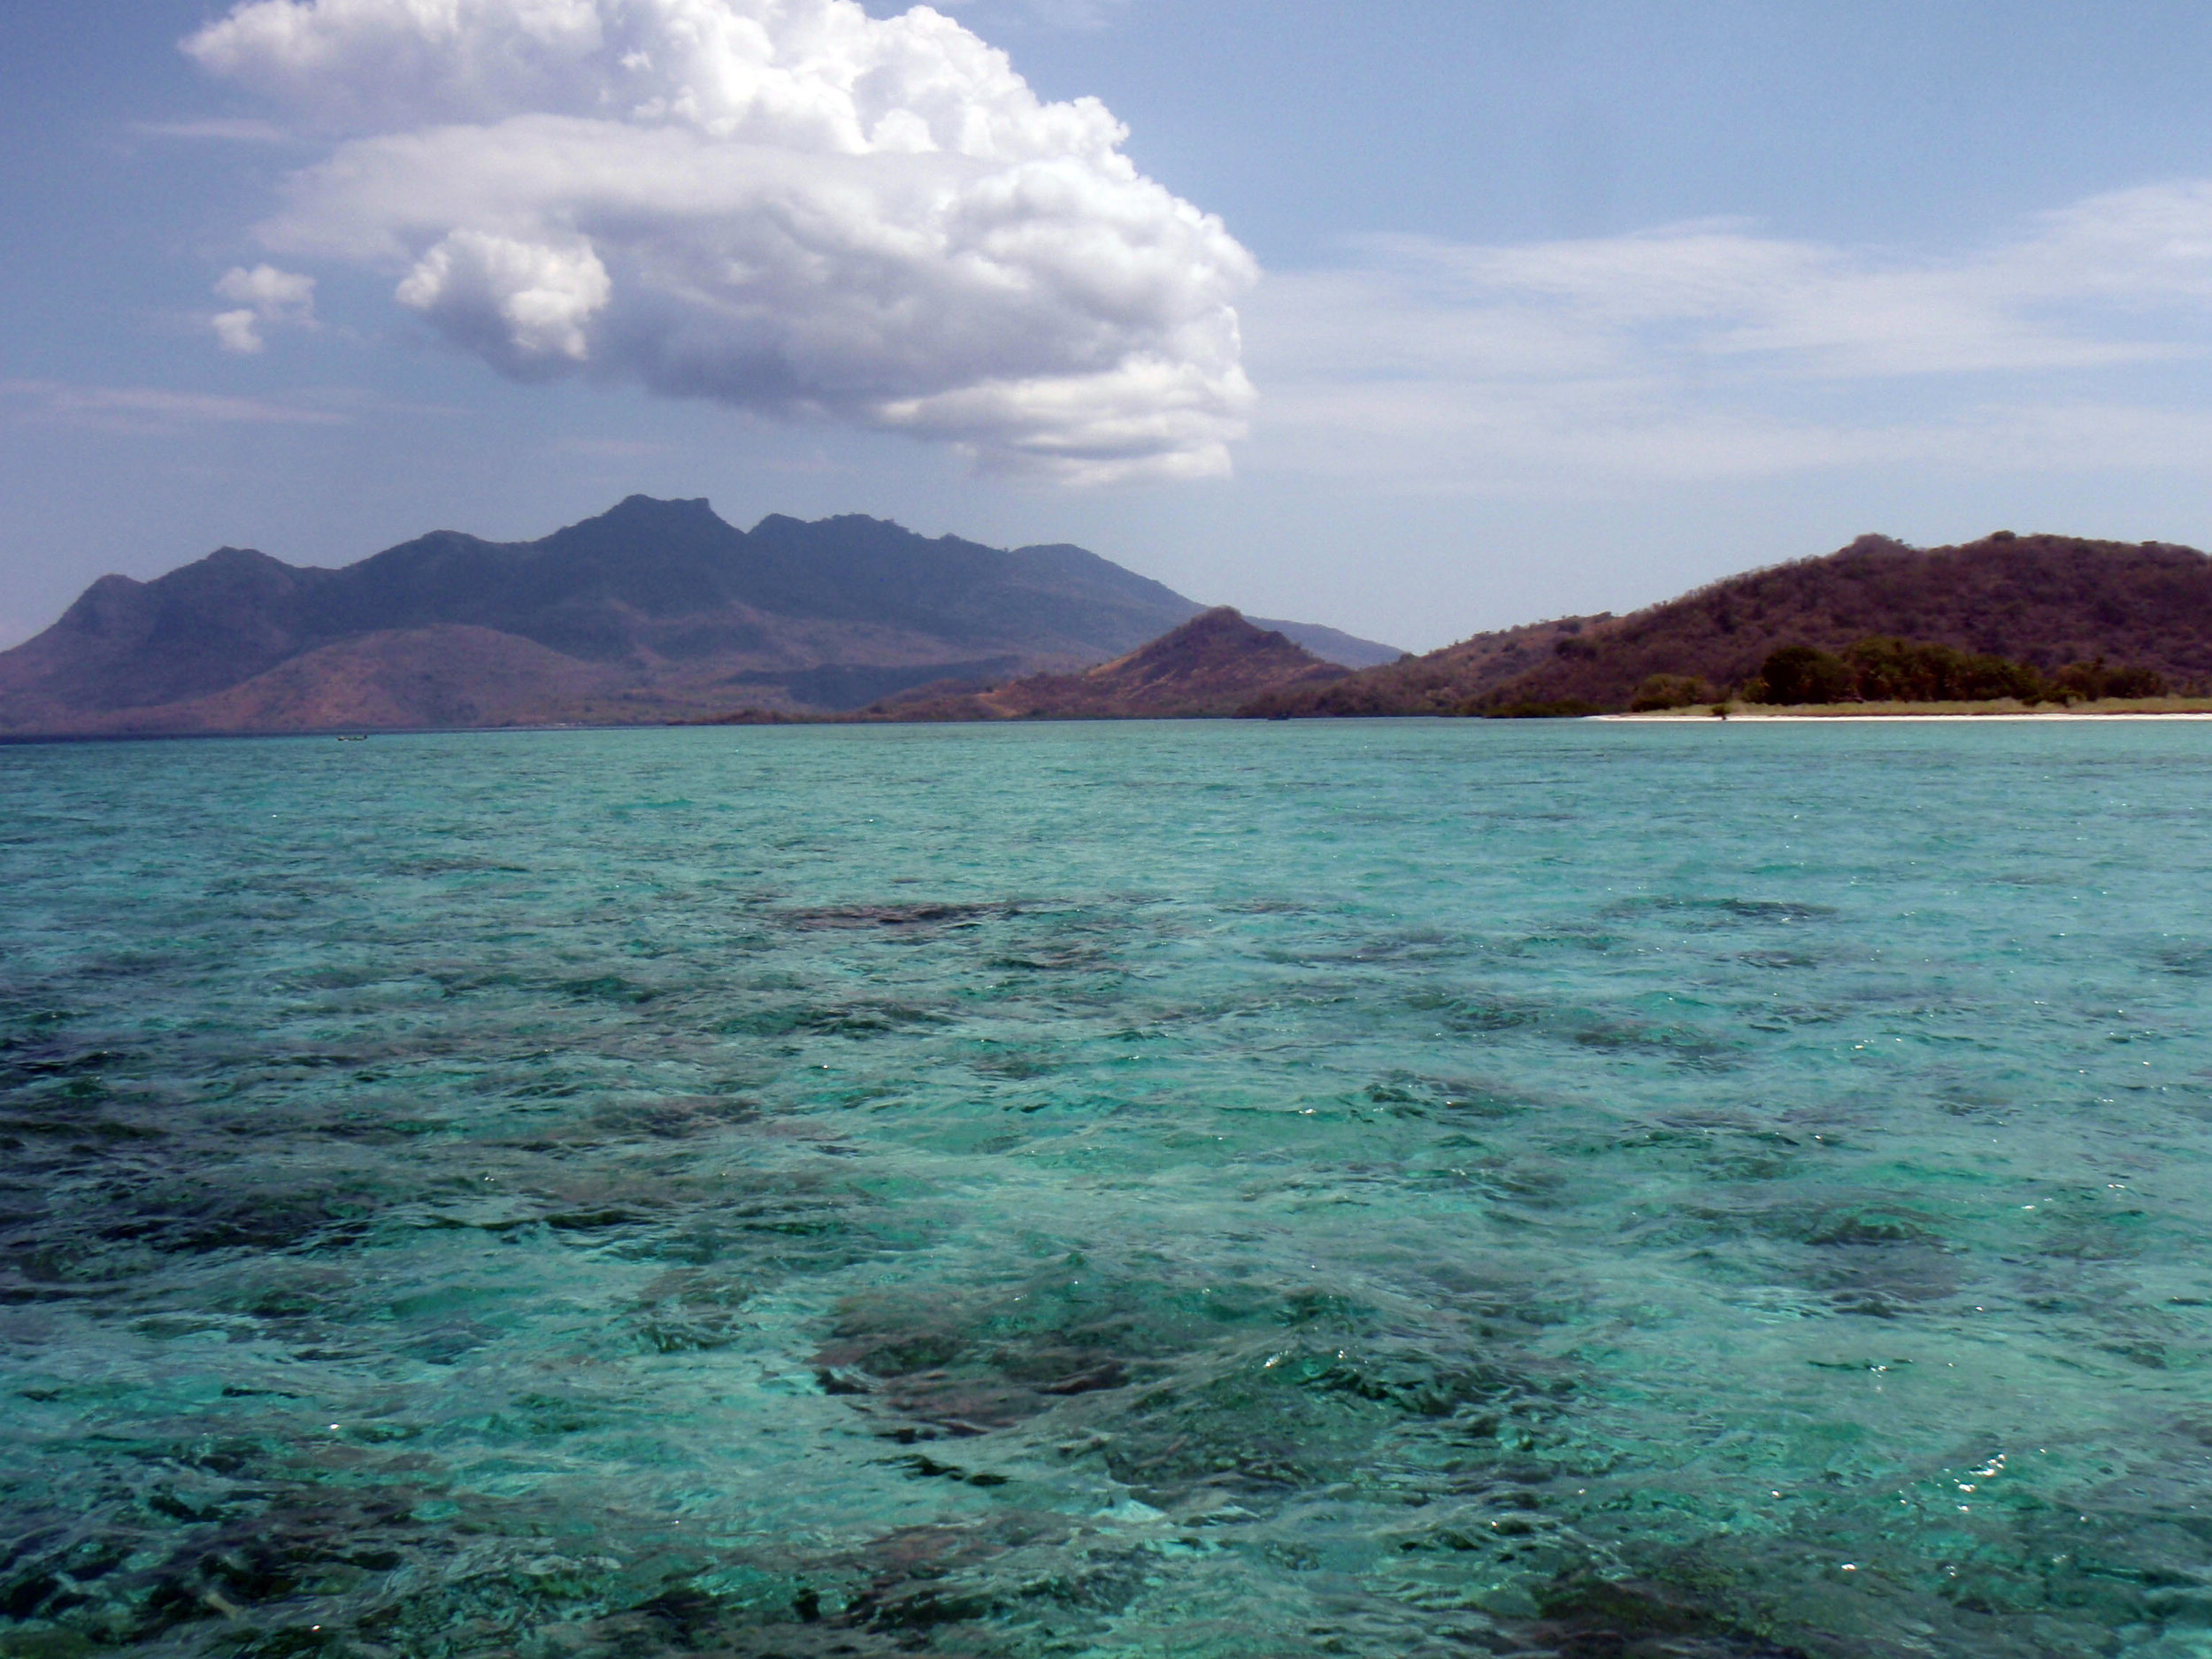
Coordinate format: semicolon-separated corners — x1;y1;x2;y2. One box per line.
1;380;349;434
550;436;669;458
933;0;1130;30
1247;181;2212;488
127;117;293;142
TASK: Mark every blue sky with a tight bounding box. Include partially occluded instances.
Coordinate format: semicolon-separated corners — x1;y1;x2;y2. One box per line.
7;0;2212;653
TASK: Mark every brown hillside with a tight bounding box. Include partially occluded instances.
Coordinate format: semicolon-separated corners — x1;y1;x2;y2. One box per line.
53;626;640;734
856;608;1349;721
1255;533;2212;717
1240;615;1609;717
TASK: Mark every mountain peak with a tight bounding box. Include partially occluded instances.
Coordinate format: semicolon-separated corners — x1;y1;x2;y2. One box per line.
1099;605;1262;666
750;511;918;541
595;494;721;526
861;603;1348;722
1089;607;1312;687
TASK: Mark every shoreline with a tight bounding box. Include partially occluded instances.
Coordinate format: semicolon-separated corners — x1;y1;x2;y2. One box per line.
9;709;2212;743
1598;709;2212;723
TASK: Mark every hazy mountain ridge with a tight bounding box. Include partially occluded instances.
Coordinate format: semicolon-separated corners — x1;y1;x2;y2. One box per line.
0;497;1401;734
1249;533;2212;717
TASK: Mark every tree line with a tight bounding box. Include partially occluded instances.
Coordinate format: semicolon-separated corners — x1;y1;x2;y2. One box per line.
1625;637;2169;710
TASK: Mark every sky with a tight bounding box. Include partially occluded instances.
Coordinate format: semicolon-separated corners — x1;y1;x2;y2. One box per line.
8;1;2212;654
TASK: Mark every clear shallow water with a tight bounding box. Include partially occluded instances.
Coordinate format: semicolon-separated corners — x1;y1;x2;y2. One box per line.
1;720;2209;1659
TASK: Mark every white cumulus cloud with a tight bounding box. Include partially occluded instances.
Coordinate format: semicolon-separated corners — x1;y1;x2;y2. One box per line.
394;231;611;368
211;262;319;353
183;0;1256;481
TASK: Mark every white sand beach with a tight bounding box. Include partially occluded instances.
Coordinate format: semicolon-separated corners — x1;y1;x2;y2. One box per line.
1599;709;2212;722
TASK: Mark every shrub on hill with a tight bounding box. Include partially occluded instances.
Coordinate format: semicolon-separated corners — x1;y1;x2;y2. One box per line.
2053;657;2169;701
1743;637;2166;706
1839;637;2047;702
1628;673;1713;711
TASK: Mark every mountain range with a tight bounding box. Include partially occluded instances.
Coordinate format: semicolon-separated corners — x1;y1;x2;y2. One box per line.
7;514;2202;735
0;498;1400;736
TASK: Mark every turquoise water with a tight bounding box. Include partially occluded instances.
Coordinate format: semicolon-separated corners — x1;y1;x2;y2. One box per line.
2;720;2209;1659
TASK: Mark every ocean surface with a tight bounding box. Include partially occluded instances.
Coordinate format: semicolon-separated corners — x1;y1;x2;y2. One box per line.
2;720;2209;1659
